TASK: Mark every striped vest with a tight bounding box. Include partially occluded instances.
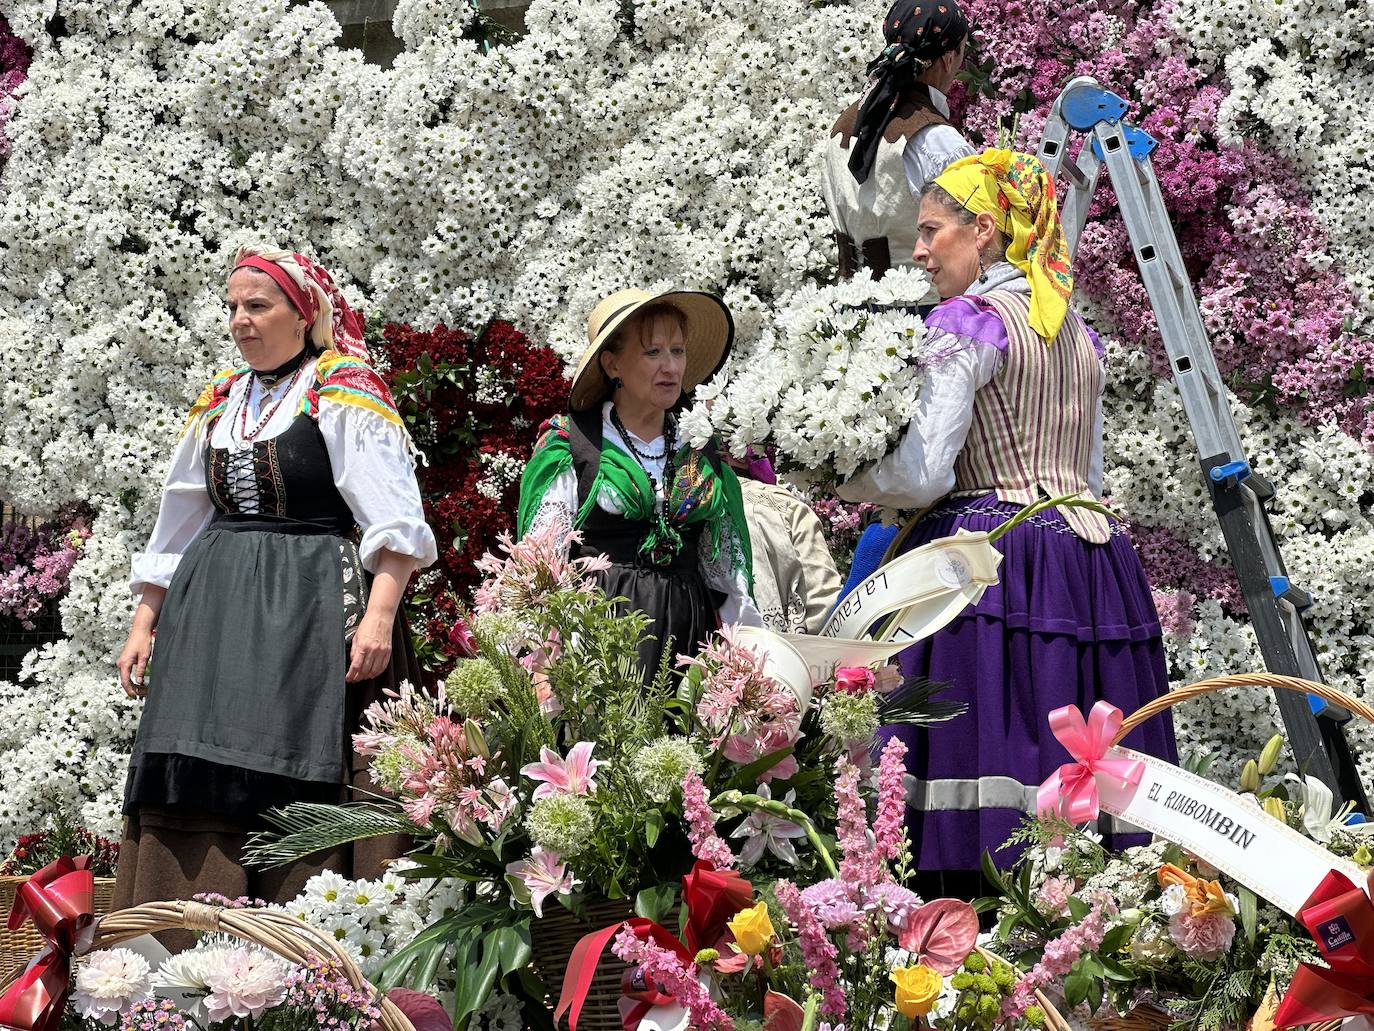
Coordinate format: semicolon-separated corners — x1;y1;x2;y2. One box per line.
952;290;1110;544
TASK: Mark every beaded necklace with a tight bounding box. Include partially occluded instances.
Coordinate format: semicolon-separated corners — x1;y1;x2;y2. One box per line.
235;364;306;443
610;407;683;566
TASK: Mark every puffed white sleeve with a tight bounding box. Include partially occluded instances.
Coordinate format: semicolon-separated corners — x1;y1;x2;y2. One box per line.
835;334;1002;509
904;124;977;196
129;426;215;598
701;519;764;628
318;402;438;571
525;468;578;559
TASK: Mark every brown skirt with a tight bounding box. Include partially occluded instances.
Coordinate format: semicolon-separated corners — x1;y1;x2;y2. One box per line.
113;606;427;932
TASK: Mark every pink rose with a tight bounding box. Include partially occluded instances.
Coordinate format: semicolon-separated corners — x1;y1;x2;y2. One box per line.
834;666;876;696
1168;911;1236;960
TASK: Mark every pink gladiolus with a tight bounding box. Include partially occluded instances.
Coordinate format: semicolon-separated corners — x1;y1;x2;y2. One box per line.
520;741;603;799
775;880;846;1018
874;737;908;863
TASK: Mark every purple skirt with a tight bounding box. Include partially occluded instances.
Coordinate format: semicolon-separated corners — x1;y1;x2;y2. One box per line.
882;494;1178;871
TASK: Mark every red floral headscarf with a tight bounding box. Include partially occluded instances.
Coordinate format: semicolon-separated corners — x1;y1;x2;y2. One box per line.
232;249;368;360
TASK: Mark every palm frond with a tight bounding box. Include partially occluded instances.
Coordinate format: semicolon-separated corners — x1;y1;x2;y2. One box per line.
242;801;424;869
878;675;967;726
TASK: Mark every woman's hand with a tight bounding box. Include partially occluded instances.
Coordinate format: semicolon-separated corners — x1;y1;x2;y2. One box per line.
118;626;154;699
118;590;165;698
346;611;393;683
345;547;417;683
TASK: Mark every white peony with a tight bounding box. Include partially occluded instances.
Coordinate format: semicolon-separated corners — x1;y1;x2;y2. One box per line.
72;949;155;1025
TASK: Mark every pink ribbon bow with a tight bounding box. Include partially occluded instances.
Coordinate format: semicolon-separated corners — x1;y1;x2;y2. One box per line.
1036;702;1144;825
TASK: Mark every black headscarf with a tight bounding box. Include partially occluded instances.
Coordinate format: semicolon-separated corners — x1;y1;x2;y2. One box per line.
847;0;971;185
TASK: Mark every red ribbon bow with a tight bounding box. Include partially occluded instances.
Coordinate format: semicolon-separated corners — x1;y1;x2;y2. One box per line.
1273;868;1374;1028
554;862;754;1031
1036;701;1144;825
0;856;96;1031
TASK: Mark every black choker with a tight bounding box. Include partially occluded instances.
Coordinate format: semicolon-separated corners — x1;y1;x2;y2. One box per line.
254;347;310;387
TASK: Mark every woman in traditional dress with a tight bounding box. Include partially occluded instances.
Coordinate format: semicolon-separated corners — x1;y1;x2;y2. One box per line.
516;288;760;678
822;0;976;281
115;247;437;907
837;151;1178;895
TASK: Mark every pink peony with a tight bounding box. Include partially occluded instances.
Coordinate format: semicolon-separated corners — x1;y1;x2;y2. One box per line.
1167;911;1236;960
202;947;290;1021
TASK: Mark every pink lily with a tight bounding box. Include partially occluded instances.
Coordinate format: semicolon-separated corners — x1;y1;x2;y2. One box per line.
505;847;578;917
520;742;604;799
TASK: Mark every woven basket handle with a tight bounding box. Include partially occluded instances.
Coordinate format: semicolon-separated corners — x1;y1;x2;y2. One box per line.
1114;672;1374;745
86;900;416;1031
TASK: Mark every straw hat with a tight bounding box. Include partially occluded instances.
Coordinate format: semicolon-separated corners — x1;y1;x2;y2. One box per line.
569;288;734;412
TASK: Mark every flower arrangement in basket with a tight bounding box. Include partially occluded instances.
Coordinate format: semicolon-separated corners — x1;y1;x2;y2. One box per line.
0;856;454;1031
559;736;1072;1031
0;812;118;984
976;675;1374;1031
243;522;963;1027
684;268;933;487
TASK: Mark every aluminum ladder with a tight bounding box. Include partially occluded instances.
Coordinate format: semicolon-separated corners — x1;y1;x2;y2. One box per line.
1035;75;1369;810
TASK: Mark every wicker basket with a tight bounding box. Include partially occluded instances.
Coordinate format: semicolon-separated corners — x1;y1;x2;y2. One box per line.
531;898;680;1031
1058;672;1369;1031
60;899;417;1031
0;874;115;983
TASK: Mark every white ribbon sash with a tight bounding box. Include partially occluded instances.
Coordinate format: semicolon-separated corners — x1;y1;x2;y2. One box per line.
1097;747;1368;915
737;529;1002;709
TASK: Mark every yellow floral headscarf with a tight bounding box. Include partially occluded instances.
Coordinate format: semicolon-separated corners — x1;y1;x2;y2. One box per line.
932;149;1073;341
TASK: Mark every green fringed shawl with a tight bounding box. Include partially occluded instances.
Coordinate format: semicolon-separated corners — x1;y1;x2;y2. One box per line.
517;414;754;592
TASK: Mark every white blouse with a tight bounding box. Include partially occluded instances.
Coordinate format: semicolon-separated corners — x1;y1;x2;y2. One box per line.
526;403;763;628
837;265;1105;510
129;365;438;599
901;87;977;198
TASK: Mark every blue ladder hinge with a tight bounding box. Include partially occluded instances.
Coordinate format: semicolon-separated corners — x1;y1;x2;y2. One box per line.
1062;85;1129;131
1091;124;1159;163
1269;575;1314;612
1209;460;1251;485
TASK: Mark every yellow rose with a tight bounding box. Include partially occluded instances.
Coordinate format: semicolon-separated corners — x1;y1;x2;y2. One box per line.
726;902;774;957
892;963;943;1019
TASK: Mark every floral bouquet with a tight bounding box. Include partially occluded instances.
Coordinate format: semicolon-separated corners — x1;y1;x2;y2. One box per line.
245;524;959;1028
562;737;1042;1031
975;734;1374;1031
0;508;90;630
683;268;933;486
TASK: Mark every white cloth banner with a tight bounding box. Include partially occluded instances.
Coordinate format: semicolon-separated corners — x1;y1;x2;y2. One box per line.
736;529;1002;707
1096;746;1368;915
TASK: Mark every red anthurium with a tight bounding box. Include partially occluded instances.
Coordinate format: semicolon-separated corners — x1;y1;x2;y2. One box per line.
763;991;806;1031
386;989;454;1031
898;898;979;975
